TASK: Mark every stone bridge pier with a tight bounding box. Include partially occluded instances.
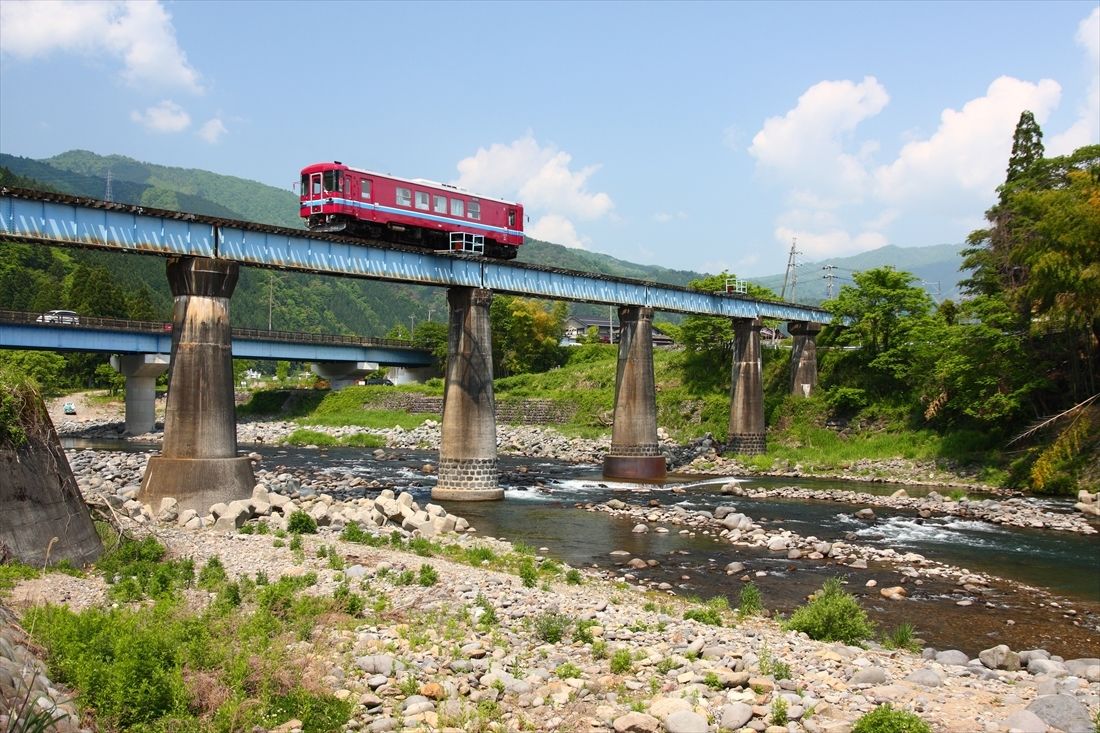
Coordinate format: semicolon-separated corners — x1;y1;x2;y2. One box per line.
139;257;254;513
728;317;765;454
111;353;169;435
788;320;821;397
603;306;666;480
432;287;501;500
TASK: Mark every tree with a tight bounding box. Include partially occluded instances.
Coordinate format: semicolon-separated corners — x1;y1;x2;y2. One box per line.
1004;110;1045;188
0;351;68;395
490;296;567;377
412;320;448;370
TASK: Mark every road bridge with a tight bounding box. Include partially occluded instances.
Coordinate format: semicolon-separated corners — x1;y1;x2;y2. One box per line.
1;187;832;512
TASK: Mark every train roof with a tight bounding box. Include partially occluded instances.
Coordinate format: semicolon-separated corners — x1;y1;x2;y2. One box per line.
301;161;522;207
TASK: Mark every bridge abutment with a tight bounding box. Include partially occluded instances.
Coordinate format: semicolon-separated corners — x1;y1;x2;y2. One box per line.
603;306;666;480
728;317;766;454
111;353;169;434
139;257;254;514
432;287;501;501
788;320;821;397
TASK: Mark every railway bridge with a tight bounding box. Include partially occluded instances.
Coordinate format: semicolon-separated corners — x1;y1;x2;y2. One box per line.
1;187;833;511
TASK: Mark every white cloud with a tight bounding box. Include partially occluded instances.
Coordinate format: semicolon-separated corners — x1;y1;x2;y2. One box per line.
198;117;227;143
1048;7;1100;154
653;211;686;223
749;76;889;200
454;135;613;248
775;225;888;261
130;100;190;133
528;214;586;249
0;0;202;93
874;76;1062;203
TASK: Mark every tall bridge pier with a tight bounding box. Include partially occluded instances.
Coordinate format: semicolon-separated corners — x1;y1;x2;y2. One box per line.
432;287;501;501
139;257;255;513
728;317;766;454
788;320;821;397
603;306;666;480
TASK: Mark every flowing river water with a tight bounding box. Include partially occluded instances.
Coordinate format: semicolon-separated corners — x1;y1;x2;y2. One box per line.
67;439;1100;658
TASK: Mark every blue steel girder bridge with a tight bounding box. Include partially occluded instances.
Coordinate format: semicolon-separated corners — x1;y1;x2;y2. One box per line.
1;186;832;509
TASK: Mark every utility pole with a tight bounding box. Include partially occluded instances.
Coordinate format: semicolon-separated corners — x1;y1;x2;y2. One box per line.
822;265;838;299
267;271;275;330
104;170;113;202
780;238;801;301
609;305;614;344
409;314;416;335
427;306;435;323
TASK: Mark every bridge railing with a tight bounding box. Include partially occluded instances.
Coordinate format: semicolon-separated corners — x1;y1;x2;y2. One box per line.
0;309;422;351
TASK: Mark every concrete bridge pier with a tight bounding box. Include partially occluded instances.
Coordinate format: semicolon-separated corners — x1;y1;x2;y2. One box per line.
788;321;821;397
728;317;766;454
389;365;437;385
139;257;254;514
110;353;169;435
432;287;501;501
603;306;666;480
312;360;379;390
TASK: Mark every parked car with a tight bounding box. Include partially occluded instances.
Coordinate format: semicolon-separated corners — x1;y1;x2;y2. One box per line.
62;402;76;415
35;309;80;325
363;378;394;386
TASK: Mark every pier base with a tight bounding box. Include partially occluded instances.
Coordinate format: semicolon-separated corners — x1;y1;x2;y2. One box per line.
603;306;666;480
728;317;766;455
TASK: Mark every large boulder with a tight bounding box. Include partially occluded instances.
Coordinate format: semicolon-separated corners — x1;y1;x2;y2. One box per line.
0;381;102;567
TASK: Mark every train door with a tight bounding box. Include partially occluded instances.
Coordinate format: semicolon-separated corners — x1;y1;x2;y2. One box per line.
308;172;323;214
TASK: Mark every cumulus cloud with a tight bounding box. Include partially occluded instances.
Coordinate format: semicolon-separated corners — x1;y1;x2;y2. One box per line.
198;117;227;143
130;100;190;133
1048;7;1100;154
749;76;889;200
528;214;586;249
0;0;202;93
454;135;613;248
874;76;1062;203
653;211;687;223
774;226;888;261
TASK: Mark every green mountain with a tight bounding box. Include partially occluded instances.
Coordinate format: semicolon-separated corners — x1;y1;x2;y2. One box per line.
751;244;967;305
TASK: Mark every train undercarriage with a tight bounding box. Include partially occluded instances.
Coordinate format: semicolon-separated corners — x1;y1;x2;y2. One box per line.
306;214;517;260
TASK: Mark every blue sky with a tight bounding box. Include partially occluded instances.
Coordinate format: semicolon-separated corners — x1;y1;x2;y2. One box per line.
1;1;1097;278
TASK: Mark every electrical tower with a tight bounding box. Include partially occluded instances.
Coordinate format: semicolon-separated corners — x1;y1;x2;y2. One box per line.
104;170;113;202
822;265;838;299
780;238;801;301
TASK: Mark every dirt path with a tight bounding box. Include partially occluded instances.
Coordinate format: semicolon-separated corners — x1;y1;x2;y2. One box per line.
46;390;125;426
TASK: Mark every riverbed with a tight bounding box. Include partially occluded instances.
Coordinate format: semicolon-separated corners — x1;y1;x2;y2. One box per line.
67;437;1098;658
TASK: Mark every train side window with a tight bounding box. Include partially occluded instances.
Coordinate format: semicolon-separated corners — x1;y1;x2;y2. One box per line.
312;177;322;196
467;200;480;220
300;174;309;196
433;195;447;213
415;191;430;210
361;179;371;199
508;209;516;227
450;198;464;217
396;187;411;207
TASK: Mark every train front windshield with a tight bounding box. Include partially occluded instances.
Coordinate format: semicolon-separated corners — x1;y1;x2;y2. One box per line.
302;170;343;198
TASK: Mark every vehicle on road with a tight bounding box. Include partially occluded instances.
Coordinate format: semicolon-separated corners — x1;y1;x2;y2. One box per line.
36;309;80;325
62;402;77;415
363;377;394;386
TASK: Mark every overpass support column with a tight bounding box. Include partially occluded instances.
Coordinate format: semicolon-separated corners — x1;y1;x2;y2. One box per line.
139;257;254;514
433;287;501;501
788;321;821;397
111;353;169;435
312;361;379;390
728;317;766;454
603;306;666;480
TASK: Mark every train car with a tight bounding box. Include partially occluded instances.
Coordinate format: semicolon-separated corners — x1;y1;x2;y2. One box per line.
300;161;524;260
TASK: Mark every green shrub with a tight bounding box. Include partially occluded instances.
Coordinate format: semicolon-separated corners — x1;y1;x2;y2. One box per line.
96;536;194;601
555;662;582;679
287;511;318;534
197;556;228;591
610;648;633;674
739;582;764;616
573;619;598;644
518;559;538;588
785;577;874;645
881;623;920;653
565;568;583;585
771;696;789;725
851;704;932;733
534;612;572;643
417;564;439;586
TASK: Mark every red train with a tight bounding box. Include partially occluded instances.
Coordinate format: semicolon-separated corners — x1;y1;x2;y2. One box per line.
299;161;525;260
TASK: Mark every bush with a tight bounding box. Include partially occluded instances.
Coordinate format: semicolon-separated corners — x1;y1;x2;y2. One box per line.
565;568;583;585
417;564;439;586
534;612;572;643
739;582;764;616
287;511;318;534
610;648;633;674
851;704;931;733
825;386;869;414
96;536;194;601
784;577;875;645
518;559;538;588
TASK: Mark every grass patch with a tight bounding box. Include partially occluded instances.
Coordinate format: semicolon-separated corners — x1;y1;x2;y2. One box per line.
851;704;932;733
283;428;385;448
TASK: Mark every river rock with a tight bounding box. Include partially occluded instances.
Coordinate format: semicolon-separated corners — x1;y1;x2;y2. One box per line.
904;669;942;687
766;536;788;552
979;644;1021;671
849;666;887;685
613;711;660;733
854;508;876;520
719;702;754;730
1026;694;1093;732
1064;658;1100;682
1028;658;1069;677
632;524;648;534
934;650;970;666
664;710;708;733
1000;709;1050;733
879;586;907;600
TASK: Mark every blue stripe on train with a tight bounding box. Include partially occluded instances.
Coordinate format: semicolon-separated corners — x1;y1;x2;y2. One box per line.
303;197;523;239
